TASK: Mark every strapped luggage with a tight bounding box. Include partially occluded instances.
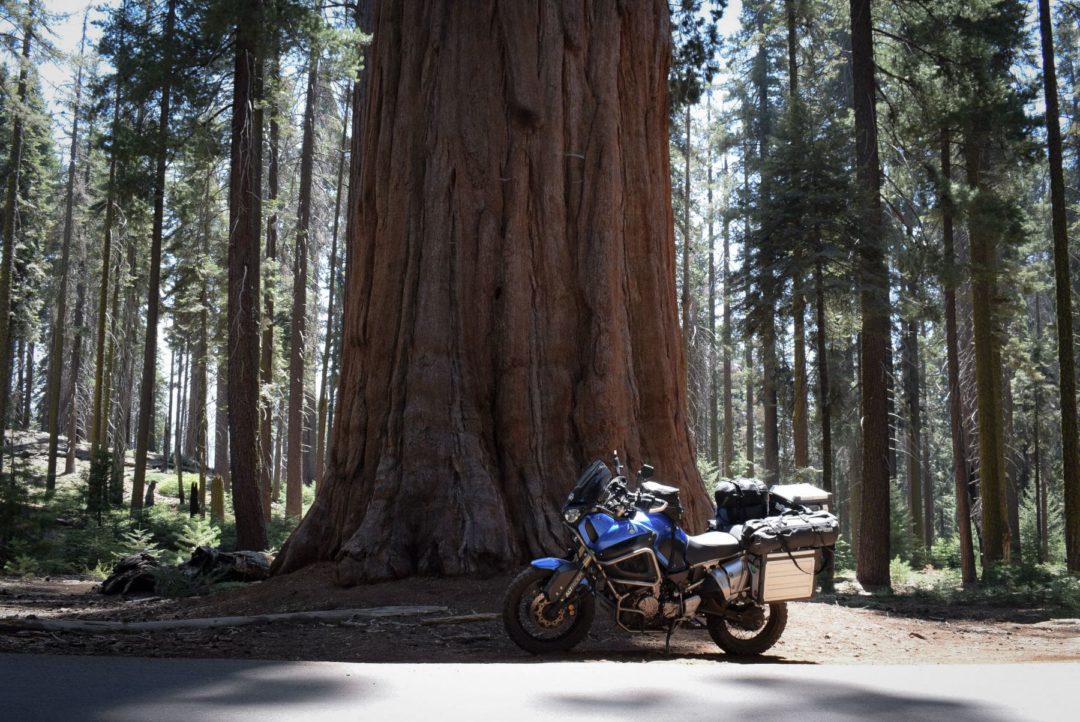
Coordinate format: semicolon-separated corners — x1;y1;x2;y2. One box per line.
713;478;770;531
741;510;839;556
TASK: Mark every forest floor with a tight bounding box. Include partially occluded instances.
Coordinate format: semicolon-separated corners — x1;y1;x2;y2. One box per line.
2;432;1077;665
1;567;1078;665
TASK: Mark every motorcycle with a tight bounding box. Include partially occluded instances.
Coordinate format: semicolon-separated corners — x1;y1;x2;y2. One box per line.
502;452;838;656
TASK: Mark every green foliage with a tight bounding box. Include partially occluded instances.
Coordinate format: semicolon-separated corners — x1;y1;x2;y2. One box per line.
173;516;221;562
831;536;854;573
117;527;162;561
889;556;913;587
928;536;963;570
889;485;923;567
697;456;723;494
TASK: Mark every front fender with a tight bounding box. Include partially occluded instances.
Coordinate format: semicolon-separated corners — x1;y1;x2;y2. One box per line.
530;557;569;571
530;557;585;602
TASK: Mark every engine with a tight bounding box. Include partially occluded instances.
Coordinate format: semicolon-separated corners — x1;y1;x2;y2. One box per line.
617;586;686;630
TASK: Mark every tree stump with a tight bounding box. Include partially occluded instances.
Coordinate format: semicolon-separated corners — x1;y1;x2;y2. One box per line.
144;479;156;507
210;475;225;523
190;482;199;517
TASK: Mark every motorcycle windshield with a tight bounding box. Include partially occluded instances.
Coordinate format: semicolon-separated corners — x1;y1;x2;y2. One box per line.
565;460;612;509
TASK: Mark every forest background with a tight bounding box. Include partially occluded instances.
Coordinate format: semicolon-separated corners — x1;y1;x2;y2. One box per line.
0;0;1077;601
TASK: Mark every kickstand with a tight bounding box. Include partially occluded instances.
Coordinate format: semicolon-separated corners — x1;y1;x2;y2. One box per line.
664;621;682;655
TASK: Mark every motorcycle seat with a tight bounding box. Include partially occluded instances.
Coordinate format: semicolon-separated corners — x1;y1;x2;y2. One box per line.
685;531;741;566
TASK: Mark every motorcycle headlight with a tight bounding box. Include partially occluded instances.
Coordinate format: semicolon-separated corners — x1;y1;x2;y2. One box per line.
563;507;582;524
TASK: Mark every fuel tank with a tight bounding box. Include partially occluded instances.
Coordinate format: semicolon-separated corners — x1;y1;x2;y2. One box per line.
579;511;689;569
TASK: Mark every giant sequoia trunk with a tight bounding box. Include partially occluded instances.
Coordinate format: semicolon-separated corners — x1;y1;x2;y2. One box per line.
274;0;708;583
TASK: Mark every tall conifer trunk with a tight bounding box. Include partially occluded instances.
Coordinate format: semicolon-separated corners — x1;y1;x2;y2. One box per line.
228;0;267;550
316;97;350;486
0;7;34;475
259;45;280;520
787;0;809;472
131;0;177;514
275;0;708;582
1038;0;1080;573
941;132;976;583
721;159;734;478
286;55;319;519
851;0;890;589
90;8;126;455
46;13;87;489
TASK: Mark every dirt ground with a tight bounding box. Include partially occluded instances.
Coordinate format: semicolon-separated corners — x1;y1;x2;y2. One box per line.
1;567;1077;664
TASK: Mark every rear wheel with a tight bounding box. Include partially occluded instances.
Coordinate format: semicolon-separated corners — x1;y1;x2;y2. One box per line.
707;601;787;656
502;566;594;654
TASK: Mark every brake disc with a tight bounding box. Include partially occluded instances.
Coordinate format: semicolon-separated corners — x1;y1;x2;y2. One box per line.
530;594;574;629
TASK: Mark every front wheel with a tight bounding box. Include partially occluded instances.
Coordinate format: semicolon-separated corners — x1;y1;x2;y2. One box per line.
502;566;594;654
707;601;788;656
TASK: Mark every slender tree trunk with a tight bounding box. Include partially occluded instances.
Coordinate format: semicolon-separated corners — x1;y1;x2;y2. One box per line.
214;354;228;482
851;0;891;589
902;298;924;553
228;0;267;550
682;105;691;360
0;9;34;476
46;13;88;488
175;346;186;505
762;326;780;484
163;344;175;471
197;308;208;516
272;399;283;502
90;16;125;455
131;0;176;514
742;135;754;478
964;135;1009;568
22;341;32;430
103;248;123;504
1033;296;1048;563
316;97;350;487
184;337;205;459
815;263;832;494
286;55;319;519
1038;0;1080;573
109;235;139;506
706;101;718;467
259;46;280;521
786;0;809;473
65;254;87;475
274;0;709;581
941;132;976;583
721;161;734;478
919;331;932;547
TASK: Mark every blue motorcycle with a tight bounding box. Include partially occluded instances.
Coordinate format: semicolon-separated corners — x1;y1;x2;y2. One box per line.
502;453;838;656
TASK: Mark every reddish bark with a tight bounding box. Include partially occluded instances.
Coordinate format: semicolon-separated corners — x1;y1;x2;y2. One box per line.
851;0;891;589
228;1;267;550
275;0;708;583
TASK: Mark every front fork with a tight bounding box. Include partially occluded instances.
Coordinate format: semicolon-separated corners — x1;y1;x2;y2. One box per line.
532;545;593;614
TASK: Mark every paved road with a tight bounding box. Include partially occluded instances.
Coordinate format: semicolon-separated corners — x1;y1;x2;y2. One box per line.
2;654;1073;721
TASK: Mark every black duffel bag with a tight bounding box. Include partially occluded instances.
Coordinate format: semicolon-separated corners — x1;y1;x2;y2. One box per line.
741;510;839;556
713;478;770;531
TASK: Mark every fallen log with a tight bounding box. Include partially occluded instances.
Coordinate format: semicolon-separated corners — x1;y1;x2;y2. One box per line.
419;613;499;626
0;605;450;634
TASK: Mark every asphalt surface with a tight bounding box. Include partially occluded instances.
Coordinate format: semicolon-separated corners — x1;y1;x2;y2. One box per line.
3;654;1074;721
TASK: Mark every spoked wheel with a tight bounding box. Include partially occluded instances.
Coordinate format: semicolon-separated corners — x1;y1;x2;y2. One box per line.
707;601;788;656
502;566;594;654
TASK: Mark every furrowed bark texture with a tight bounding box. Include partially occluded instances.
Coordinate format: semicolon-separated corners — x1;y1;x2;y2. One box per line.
851;0;891;589
228;1;267;550
275;0;708;583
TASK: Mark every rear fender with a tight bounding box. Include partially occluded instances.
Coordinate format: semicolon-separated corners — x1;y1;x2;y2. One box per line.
530;557;585;602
